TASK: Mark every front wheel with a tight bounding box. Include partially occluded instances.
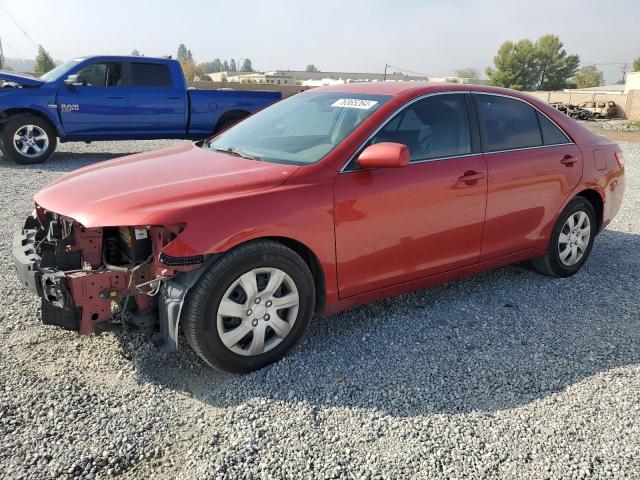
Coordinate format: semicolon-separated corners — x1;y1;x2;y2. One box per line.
531;196;597;277
183;240;316;373
1;115;57;164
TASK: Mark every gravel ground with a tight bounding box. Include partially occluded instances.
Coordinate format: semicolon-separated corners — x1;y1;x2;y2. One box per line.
0;140;639;479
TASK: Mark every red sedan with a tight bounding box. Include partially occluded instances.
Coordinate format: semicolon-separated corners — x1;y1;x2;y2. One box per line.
13;83;625;372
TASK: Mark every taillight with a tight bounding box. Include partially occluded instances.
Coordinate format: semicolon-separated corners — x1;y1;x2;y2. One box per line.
615;150;624;167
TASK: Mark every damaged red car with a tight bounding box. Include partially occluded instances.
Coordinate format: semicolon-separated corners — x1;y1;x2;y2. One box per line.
13;83;624;373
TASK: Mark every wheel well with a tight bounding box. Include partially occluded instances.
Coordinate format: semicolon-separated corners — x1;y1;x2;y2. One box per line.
213;109;250;134
265;237;326;313
576;189;604;233
0;109;56;133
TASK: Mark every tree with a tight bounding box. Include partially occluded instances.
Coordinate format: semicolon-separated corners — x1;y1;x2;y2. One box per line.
633;57;640;72
486;34;579;91
131;49;141;56
534;34;580;90
200;58;223;74
241;58;253;72
229;59;237;72
33;45;56;75
571;65;604;89
222;60;229;71
455;68;479;79
177;44;188;61
179;59;204;82
306;64;320;72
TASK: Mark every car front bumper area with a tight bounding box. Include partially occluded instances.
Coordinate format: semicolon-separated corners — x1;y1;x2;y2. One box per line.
13;216;81;331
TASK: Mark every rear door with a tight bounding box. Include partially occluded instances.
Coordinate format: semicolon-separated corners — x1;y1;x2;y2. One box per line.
334;93;487;298
57;61;129;136
126;61;187;136
473;93;582;259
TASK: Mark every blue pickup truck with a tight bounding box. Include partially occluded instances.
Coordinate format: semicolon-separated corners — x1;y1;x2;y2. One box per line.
0;55;282;164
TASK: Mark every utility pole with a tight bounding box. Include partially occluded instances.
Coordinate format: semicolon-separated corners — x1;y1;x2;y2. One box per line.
383;64;388;82
0;36;4;70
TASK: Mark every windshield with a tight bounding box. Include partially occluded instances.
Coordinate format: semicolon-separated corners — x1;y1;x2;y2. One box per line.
39;59;83;82
205;91;390;165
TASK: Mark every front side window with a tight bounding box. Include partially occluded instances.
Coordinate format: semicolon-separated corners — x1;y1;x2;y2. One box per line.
206;92;390;165
475;94;542;152
366;94;472;162
76;62;122;87
130;63;173;87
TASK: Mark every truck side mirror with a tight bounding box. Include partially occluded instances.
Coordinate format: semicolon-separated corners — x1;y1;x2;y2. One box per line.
64;74;84;86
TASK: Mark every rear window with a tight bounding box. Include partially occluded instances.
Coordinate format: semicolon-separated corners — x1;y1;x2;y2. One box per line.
130;63;172;87
475;94;542;152
537;112;570;145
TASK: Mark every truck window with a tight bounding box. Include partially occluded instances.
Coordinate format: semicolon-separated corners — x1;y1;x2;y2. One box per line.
130;63;173;87
77;62;122;87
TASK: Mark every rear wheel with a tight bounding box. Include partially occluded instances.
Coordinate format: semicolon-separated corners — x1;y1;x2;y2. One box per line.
183;240;315;373
531;196;597;277
1;115;57;164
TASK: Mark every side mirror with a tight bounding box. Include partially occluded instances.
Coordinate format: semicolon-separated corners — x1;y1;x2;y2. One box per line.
64;74;84;86
357;142;410;169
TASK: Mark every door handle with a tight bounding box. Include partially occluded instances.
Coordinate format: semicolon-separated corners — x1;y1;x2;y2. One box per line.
457;171;485;183
107;95;124;99
166;95;181;99
560;155;578;166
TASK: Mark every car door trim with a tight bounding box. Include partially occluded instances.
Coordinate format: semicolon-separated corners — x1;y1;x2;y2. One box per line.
339;91;473;173
340;90;575;173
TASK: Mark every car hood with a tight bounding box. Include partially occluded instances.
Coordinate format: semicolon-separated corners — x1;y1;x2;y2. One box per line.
35;143;299;227
0;70;44;87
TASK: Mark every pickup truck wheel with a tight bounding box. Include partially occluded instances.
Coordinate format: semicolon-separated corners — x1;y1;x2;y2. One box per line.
1;115;57;164
183;240;315;373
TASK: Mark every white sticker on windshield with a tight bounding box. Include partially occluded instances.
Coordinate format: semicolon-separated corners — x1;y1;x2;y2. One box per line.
331;98;378;110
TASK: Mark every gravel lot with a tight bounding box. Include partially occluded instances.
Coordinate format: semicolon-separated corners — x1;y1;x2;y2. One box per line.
1;139;639;479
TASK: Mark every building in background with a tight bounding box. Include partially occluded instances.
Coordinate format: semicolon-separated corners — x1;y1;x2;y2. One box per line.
207;69;487;86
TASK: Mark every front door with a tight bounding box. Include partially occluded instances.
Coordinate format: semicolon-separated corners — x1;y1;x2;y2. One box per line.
334;93;488;298
57;61;129;137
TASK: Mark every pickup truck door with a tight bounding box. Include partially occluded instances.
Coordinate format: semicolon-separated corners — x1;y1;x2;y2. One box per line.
57;61;129;136
126;61;187;137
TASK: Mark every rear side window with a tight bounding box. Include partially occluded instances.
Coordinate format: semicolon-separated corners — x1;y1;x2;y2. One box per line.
475;94;542;152
130;63;173;87
537;112;570;145
369;94;472;162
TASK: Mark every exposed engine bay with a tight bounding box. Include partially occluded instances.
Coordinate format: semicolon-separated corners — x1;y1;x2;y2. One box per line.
13;206;209;350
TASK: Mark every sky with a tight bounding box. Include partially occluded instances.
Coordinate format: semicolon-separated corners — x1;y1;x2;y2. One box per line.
0;0;638;83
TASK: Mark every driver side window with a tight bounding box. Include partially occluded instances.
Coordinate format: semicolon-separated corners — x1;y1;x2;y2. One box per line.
76;62;122;87
369;94;472;162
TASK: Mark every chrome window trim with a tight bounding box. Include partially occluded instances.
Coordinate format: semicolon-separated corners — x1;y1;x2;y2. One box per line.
339;91;471;173
472;91;573;147
339;90;574;173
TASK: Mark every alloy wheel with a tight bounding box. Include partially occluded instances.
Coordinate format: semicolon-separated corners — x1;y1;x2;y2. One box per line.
13;125;49;158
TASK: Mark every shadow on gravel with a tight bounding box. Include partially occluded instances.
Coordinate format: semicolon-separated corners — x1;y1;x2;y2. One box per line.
127;228;640;417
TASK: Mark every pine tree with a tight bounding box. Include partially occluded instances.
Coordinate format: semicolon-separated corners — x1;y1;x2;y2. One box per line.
33;45;56;75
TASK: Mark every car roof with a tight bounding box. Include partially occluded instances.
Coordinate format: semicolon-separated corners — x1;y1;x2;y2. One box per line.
311;81;535;99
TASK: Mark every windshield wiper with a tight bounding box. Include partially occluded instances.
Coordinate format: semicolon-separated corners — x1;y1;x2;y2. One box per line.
210;146;260;161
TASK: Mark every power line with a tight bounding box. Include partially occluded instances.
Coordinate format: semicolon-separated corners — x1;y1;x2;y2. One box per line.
0;2;39;49
385;64;431;78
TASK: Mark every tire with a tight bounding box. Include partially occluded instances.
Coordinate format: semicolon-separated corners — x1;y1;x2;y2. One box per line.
531;196;597;277
1;115;57;164
183;240;316;373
